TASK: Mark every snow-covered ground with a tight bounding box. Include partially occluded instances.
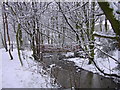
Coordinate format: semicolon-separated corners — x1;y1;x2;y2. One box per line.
64;51;119;77
0;47;119;89
0;48;59;88
0;48;2;89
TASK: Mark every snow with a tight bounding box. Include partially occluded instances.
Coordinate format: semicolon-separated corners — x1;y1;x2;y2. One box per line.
0;48;58;88
119;51;120;63
93;31;116;38
109;2;119;21
95;20;112;30
50;64;56;68
64;58;98;73
64;52;74;57
0;49;2;89
64;50;119;77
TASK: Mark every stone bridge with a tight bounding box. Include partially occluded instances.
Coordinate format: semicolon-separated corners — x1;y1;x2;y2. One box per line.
39;44;82;53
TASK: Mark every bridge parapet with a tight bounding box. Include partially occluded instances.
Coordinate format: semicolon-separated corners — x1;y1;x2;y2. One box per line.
39;44;82;53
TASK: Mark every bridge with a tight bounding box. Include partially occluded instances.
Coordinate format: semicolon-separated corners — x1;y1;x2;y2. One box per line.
38;44;82;53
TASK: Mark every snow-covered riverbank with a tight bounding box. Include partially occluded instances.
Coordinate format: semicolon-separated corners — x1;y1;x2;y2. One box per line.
64;51;120;81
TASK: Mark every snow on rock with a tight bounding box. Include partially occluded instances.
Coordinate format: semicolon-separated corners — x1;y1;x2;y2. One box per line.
1;48;58;88
64;52;74;57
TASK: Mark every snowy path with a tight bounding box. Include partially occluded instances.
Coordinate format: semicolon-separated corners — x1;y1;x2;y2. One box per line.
0;49;58;88
0;48;2;89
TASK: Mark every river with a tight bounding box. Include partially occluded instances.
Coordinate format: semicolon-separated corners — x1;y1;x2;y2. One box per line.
40;53;120;89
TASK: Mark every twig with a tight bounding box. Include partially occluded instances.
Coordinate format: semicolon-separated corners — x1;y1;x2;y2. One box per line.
96;47;120;64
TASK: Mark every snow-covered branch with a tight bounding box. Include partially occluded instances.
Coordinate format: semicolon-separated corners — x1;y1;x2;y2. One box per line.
96;47;120;64
93;31;118;39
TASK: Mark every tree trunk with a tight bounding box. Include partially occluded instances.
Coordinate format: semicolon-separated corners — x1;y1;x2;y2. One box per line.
98;1;120;64
2;3;8;51
4;9;13;60
105;17;108;32
118;40;120;63
32;20;37;60
88;2;95;64
16;24;23;66
98;2;120;36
